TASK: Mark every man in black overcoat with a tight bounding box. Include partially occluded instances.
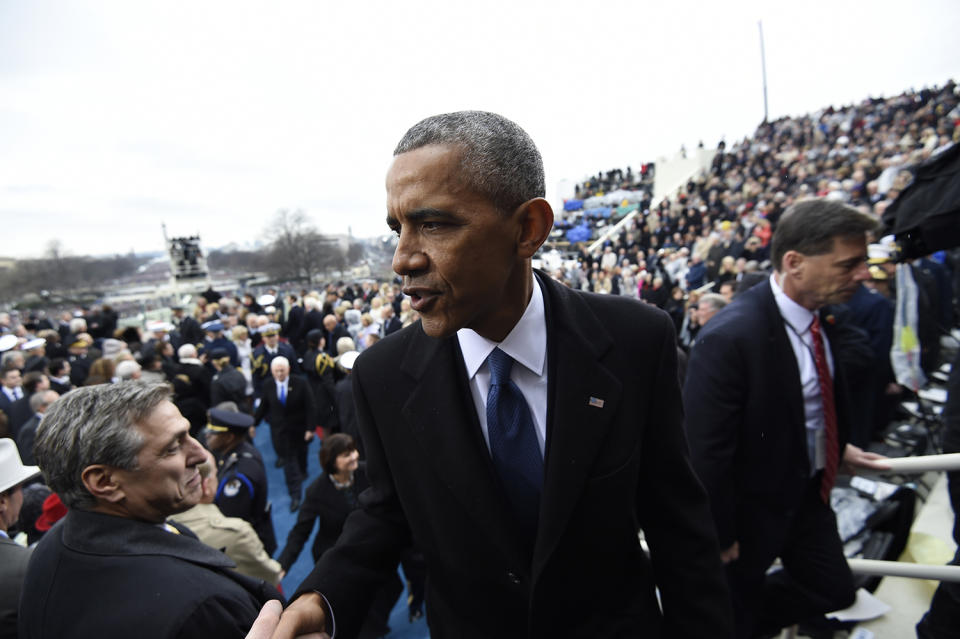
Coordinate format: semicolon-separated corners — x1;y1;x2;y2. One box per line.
20;382;280;639
269;111;732;639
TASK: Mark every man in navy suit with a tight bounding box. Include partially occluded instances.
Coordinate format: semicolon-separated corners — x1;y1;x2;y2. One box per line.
684;199;889;638
253;356;314;512
0;365;23;428
268;111;732;638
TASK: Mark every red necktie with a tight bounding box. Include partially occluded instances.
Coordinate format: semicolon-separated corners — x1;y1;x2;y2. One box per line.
810;315;839;503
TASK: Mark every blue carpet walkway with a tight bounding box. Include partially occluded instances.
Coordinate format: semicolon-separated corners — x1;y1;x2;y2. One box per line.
256;423;429;639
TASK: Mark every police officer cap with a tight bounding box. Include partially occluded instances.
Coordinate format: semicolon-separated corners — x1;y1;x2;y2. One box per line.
207;408;254;432
202;320;225;332
66;334;90;349
306;328;324;343
261;323;281;337
209;347;230;360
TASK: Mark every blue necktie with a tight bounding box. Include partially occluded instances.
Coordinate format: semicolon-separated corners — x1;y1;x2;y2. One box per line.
279;383;286;405
486;347;542;551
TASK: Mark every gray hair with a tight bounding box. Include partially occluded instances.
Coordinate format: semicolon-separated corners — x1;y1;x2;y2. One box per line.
770;198;879;271
336;336;356;355
115;359;141;381
34;382;171;510
394;111;545;215
29;389;58;413
271;356;289;369
1;352;23;370
699;293;728;314
177;343;197;360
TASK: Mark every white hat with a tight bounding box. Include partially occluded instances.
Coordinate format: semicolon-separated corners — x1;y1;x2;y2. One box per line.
0;439;41;493
0;334;17;352
257;294;276;306
867;235;897;264
146;321;173;333
22;338;46;351
339;350;360;371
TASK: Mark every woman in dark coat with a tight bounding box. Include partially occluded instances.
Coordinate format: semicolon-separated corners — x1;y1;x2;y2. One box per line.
277;434;402;638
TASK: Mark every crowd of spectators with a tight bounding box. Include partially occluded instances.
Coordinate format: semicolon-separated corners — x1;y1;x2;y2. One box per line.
545;80;960;354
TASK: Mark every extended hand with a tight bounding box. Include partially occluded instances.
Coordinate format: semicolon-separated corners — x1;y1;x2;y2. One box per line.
842;443;890;474
245;600;327;639
247;600;283;639
304;430;314;442
268;592;328;639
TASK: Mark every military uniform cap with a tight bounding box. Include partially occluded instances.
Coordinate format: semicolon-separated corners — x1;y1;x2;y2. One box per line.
22;338;46;351
66;334;90;349
261;323;281;337
0;334;19;352
202;320;225;332
207;408;254;432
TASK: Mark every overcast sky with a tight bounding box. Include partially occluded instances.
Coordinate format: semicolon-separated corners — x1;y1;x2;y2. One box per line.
2;0;958;259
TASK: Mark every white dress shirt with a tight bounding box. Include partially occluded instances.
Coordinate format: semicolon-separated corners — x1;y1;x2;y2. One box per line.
457;277;548;457
770;273;834;473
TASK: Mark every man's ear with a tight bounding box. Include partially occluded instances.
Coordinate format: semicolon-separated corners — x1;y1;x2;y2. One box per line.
515;198;554;259
81;465;126;504
781;250;805;279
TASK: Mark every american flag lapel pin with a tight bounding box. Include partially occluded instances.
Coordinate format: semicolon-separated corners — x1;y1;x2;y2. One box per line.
588;396;605;408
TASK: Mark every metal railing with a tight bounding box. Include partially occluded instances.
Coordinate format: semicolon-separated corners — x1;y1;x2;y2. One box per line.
844;452;959;582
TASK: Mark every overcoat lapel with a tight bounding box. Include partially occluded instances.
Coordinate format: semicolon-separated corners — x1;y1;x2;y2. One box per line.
533;277;622;576
399;329;530;568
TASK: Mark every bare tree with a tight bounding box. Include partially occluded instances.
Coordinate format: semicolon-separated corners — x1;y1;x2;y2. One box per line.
263;209;342;284
0;242;146;302
346;241;365;266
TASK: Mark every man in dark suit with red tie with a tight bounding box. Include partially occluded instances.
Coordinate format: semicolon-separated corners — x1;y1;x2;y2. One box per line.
268;111;732;638
254;356;314;512
684;199;889;638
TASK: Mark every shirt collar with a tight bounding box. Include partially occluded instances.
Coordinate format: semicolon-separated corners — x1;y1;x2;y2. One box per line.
770;272;816;334
457;275;546;380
